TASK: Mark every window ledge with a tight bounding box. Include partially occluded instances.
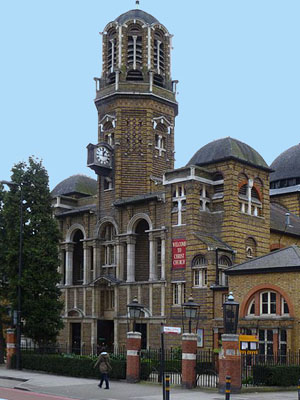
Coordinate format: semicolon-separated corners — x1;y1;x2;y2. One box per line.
192;286;208;290
243;315;294;321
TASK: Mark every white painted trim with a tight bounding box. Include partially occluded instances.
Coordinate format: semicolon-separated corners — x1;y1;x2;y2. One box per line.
127;350;139;356
182;353;196;360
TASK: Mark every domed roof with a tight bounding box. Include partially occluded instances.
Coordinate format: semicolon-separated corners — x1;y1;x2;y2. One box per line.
187;137;269;170
270;144;300;183
51;175;97;198
115;9;158;25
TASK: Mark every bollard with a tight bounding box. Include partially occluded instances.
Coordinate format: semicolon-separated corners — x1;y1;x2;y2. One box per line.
298;378;300;400
225;375;231;400
165;374;170;400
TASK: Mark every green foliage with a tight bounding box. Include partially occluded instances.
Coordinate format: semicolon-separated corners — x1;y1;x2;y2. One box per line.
253;365;300;386
20;352;126;380
1;157;63;345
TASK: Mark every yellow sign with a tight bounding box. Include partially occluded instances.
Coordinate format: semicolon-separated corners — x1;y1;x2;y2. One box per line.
239;334;258;354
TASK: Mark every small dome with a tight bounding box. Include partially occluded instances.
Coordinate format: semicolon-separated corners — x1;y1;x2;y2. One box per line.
187;137;269;170
51;175;97;198
270;144;300;183
115;9;158;25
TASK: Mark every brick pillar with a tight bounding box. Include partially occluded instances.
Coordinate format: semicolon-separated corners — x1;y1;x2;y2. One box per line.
273;328;279;359
126;332;141;383
6;328;16;369
181;333;197;389
218;334;241;393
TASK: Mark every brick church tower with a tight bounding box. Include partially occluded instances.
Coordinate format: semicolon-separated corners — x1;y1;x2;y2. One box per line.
87;7;178;203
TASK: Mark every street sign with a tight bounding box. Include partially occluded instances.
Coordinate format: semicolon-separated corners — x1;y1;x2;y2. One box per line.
163;326;181;334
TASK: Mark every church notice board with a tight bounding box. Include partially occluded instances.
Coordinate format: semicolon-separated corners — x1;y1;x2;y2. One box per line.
172;239;186;269
239;334;258;354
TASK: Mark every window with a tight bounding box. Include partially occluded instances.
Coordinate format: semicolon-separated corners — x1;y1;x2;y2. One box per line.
104;290;115;310
107;28;117;73
246;237;257;259
200;184;210;211
104;177;113;191
154;30;165;75
282;298;289;315
247;299;255;315
172;184;186;226
172;282;185;305
260;292;276;315
218;256;231;286
155;134;166;156
127;25;142;71
239;179;262;216
212;172;224;199
101;224;117;270
192;255;207;287
259;329;274;360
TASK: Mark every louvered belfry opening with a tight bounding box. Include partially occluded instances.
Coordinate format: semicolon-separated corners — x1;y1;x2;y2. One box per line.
107;28;117;72
126;24;143;81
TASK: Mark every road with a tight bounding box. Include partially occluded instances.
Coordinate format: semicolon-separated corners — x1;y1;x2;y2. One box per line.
0;387;74;400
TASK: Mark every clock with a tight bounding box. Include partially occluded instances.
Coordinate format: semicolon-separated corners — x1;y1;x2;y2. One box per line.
96;146;111;165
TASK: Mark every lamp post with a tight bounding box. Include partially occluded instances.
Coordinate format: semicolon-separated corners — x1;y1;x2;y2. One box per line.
127;297;144;332
182;295;200;334
0;180;23;370
223;292;239;334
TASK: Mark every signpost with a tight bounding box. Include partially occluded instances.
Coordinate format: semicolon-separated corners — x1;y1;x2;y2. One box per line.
161;324;181;400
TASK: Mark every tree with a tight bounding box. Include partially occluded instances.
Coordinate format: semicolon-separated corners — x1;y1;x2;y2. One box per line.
1;157;63;346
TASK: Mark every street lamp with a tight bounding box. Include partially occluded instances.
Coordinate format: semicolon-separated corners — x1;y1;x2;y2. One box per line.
0;180;23;370
223;292;239;334
127;297;144;332
182;295;200;334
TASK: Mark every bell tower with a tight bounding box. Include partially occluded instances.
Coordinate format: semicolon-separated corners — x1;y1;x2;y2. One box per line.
87;6;178;200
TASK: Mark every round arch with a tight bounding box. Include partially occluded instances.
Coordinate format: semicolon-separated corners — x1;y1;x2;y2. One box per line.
95;217;119;237
240;283;295;318
66;224;86;242
127;213;153;234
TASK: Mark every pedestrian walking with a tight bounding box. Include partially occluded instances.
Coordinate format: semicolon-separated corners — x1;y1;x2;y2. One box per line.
94;351;112;389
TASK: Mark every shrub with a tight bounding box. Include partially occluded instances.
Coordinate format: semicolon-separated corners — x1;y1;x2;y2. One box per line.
253;365;300;386
20;352;126;380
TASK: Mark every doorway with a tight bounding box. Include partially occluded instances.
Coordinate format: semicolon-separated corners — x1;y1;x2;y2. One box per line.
97;320;114;352
71;323;81;354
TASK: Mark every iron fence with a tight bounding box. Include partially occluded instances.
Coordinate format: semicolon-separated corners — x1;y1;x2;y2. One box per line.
242;351;300;387
196;349;218;388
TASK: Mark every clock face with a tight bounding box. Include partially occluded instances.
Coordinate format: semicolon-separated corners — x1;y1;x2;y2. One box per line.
96;146;111;165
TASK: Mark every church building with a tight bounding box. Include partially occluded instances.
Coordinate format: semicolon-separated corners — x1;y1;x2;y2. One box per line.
51;6;300;355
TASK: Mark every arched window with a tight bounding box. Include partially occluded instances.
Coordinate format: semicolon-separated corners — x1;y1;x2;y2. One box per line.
107;28;117;83
135;219;150;282
245;290;289;317
73;230;84;285
154;123;167;156
246;237;257;259
218;255;232;286
192;255;207;287
100;224;117;273
172;184;186;226
239;179;262;216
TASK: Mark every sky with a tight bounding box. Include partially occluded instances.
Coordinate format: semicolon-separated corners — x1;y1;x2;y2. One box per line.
1;0;299;190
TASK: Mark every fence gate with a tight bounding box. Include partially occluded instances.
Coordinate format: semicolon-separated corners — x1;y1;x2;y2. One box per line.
196;350;218;388
141;349;182;385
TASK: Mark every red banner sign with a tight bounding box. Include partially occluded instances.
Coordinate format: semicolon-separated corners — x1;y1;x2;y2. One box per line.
172;239;186;269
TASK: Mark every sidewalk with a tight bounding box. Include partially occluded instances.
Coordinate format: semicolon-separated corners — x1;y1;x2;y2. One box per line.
0;366;298;400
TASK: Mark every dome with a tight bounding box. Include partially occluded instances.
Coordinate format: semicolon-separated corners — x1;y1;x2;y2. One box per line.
51;175;97;198
270;144;300;183
115;9;158;25
187;137;269;170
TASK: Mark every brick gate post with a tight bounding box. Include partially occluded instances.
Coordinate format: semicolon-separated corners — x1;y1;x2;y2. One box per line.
218;334;241;393
126;331;142;383
181;333;197;389
6;328;17;369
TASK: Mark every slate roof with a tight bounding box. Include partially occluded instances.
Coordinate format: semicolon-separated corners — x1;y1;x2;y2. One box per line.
270;143;300;182
115;9;158;25
187;137;270;171
270;202;300;236
51;175;97;197
226;245;300;275
193;232;233;252
56;204;97;217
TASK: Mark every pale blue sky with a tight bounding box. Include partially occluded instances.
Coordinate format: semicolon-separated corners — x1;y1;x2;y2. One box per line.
1;0;299;190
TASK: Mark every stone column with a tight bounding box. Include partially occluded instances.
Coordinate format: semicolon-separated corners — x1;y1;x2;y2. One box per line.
127;236;136;283
273;328;279;356
83;242;89;285
65;243;74;285
6;328;16;369
149;234;157;281
126;331;142;383
161;236;166;280
218;334;241;393
93;241;100;280
181;333;197;389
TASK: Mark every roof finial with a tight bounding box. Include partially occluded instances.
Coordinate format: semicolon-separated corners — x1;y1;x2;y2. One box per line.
136;0;140;9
